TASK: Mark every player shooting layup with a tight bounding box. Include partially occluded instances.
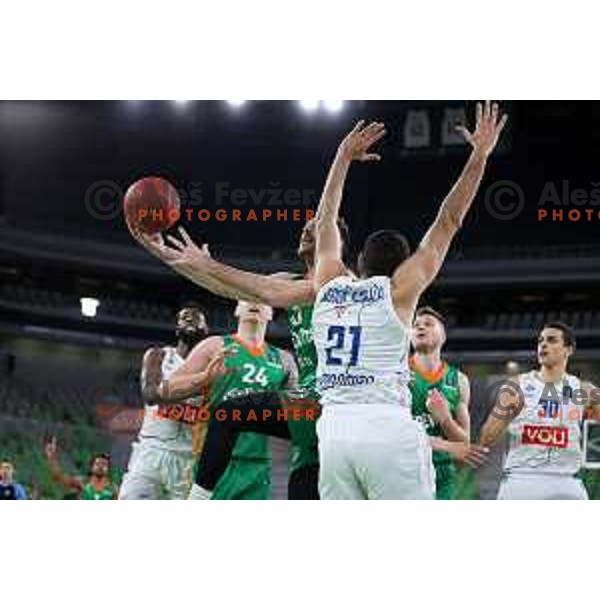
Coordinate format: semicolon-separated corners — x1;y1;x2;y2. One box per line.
129;208;349;500
312;103;507;499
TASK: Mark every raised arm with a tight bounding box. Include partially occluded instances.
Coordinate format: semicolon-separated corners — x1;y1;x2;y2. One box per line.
314;121;386;289
45;438;84;494
129;224;313;308
392;102;508;320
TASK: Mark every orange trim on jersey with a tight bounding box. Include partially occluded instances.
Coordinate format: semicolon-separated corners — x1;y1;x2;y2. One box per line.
232;333;266;357
90;477;110;493
409;355;448;385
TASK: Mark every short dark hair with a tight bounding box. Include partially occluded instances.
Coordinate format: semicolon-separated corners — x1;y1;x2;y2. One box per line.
415;306;445;325
357;230;410;278
542;321;576;349
177;301;206;315
89;453;111;472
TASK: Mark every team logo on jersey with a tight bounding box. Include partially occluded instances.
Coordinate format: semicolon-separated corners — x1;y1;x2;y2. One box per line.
334;305;349;319
521;425;569;449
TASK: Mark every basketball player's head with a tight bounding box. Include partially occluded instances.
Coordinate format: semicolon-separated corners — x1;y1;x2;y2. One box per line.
412;306;446;353
537;322;576;369
0;461;14;483
176;302;209;346
235;301;273;326
298;218;351;264
357;230;410;278
89;454;110;478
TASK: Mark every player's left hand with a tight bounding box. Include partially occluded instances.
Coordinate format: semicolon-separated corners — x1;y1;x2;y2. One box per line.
426;389;452;424
338;120;386;162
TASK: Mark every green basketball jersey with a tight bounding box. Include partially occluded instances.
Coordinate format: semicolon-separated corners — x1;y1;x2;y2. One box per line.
81;481;115;500
286;301;320;470
208;334;288;460
409;357;462;498
287;302;318;389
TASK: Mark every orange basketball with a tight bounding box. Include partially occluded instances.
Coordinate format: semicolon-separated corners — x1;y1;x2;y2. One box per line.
124;177;180;235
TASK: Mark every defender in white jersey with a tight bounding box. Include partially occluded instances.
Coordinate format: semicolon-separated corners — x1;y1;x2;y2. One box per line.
120;304;215;499
480;323;600;500
314;275;434;498
312;104;507;499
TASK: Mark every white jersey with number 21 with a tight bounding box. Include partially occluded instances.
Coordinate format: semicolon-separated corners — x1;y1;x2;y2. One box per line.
313;275;411;409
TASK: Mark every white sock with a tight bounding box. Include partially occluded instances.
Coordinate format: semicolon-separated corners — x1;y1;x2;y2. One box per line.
188;483;212;500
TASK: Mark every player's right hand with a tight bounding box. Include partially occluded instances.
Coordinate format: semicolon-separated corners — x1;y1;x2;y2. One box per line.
338;120;386;162
163;227;212;269
127;216;183;263
446;441;489;468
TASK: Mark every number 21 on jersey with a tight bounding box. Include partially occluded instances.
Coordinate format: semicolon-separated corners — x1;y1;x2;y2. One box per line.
325;325;362;367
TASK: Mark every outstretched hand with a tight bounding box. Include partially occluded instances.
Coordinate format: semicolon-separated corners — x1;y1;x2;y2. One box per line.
128;220;211;273
338;120;386;163
456;101;508;158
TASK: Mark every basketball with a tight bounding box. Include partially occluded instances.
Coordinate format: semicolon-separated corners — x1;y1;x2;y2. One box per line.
123;176;180;235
